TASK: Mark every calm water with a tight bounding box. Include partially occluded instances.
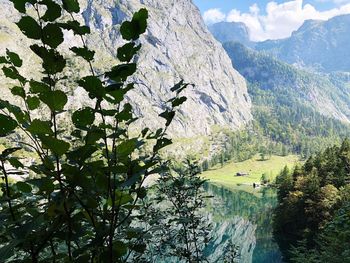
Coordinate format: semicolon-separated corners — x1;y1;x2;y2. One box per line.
204;183;283;263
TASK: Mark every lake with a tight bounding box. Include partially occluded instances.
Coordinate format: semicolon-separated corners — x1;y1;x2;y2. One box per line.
204;183;283;263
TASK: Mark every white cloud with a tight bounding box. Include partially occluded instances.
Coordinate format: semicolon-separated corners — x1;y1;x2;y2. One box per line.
204;0;350;41
203;8;226;24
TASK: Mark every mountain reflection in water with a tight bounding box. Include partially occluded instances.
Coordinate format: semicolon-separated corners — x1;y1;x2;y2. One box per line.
203;183;283;263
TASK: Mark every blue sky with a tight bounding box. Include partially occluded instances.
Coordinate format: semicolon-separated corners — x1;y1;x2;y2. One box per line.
193;0;350;41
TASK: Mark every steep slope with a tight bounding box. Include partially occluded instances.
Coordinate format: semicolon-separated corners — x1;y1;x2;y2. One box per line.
225;42;350;122
0;0;252;139
208;21;253;47
255;14;350;72
223;42;350;153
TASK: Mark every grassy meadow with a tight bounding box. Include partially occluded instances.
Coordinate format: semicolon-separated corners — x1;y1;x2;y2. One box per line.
201;154;301;192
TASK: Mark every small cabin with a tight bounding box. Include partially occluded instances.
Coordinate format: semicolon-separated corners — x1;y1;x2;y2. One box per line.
253;183;260;189
236;172;249;177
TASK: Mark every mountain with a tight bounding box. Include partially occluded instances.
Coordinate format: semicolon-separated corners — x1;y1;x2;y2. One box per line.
0;0;252;141
223;42;350;153
255;15;350;72
208;21;253;47
225;42;350;123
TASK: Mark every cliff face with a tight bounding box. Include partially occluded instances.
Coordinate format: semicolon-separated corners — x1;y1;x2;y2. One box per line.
208;21;253;48
0;0;252;138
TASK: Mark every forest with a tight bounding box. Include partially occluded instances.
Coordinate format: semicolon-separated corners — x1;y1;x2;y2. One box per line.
274;139;350;262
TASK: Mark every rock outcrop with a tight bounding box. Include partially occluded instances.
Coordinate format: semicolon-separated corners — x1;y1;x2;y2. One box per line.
0;0;252;139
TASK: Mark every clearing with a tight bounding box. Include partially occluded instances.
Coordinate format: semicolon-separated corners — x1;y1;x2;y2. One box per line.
201;154;300;192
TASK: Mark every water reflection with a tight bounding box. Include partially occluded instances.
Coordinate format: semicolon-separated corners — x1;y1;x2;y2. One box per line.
204;183;283;263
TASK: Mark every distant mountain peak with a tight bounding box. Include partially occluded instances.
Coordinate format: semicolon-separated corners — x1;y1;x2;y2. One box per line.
253;14;350;72
208;21;253;47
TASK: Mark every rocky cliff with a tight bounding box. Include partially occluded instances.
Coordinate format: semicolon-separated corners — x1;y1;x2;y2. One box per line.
0;0;252;139
208;21;253;48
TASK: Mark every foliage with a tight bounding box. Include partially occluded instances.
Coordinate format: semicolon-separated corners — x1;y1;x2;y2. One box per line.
143;161;212;262
289;202;350;263
274;140;350;262
0;1;189;262
222;240;240;263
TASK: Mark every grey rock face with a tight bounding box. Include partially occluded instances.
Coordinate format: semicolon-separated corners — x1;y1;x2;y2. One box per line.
0;0;252;138
209;21;253;48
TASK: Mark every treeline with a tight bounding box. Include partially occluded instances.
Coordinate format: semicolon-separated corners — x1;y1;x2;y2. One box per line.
274;139;350;262
251;83;350;157
201;42;350;171
200;127;290;171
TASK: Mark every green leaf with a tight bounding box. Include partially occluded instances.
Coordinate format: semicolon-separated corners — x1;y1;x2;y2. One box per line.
42;23;64;48
26;96;40;110
40;136;70;156
117;138;138;156
78;76;105;99
105;63;136;82
170;80;190;94
30;44;66;74
27;119;53;135
85;127;104;145
6;49;22;67
153;138;172;152
159;110;175;127
114;191;134;206
0;147;21;159
39;90;67;111
41;0;61;22
70;47;95;61
113;241;128;258
16;182;32;193
8;158;24;168
105;83;133;104
11;86;26;98
0;114;17;137
171;96;187;107
120;8;148;41
117;43;141;62
58;21;90;35
66;145;97;165
0;101;28;124
62;0;80;13
28;177;54;193
0;56;9;64
16;16;41;40
2;66;25;82
29;80;50;94
0;240;20;261
72;107;95;128
115;103;133;122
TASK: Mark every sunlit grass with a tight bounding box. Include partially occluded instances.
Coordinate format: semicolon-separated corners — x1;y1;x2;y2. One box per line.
201;154;301;192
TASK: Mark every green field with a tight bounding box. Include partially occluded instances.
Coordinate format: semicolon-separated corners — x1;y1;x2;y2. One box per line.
201;155;300;192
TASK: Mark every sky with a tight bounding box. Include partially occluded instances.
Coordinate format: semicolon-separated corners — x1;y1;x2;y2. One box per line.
193;0;350;41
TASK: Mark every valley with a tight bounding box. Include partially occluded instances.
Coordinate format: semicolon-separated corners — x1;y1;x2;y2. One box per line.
0;0;349;262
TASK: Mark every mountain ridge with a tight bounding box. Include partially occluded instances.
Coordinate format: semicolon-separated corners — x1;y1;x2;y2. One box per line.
209;14;350;73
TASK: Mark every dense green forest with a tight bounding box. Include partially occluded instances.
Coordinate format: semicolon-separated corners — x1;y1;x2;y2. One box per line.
274;139;350;262
220;42;350;159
